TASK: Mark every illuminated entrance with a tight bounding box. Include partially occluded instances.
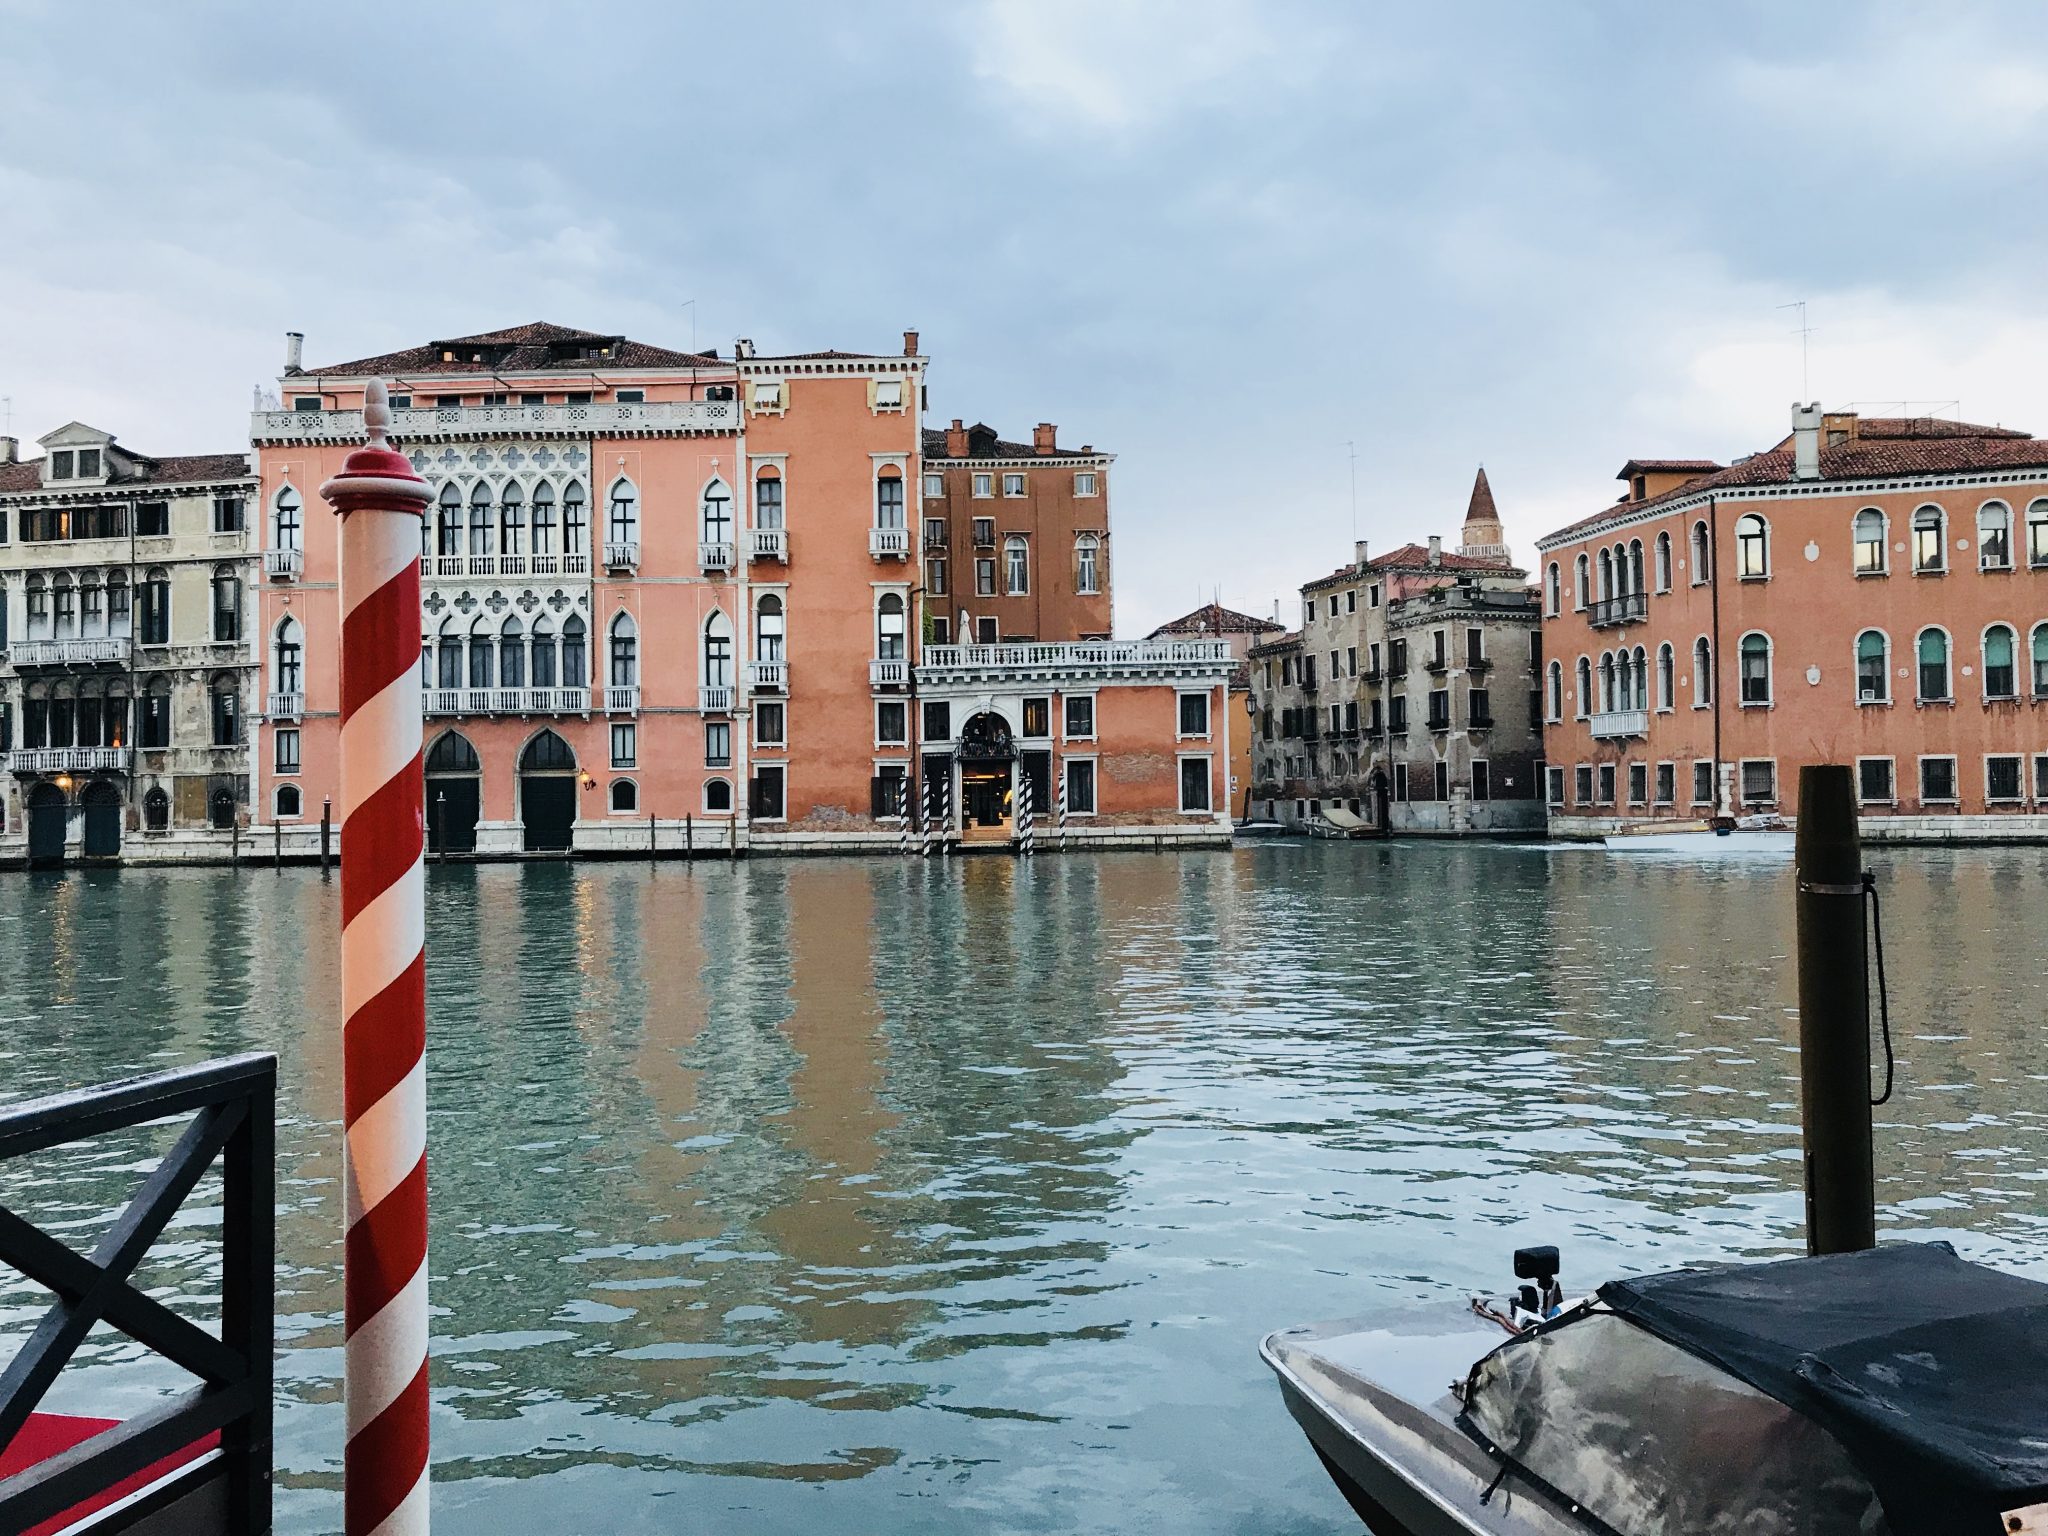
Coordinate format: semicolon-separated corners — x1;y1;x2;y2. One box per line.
957;711;1015;839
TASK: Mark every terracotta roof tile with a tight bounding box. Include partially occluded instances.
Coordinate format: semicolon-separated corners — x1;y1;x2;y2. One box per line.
1147;601;1285;638
0;451;251;495
920;426;1105;463
1618;458;1723;478
300;321;717;376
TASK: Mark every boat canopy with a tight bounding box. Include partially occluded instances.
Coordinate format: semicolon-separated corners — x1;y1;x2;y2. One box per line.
1459;1243;2048;1536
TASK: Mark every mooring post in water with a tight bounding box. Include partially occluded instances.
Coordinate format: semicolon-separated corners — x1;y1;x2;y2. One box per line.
322;379;433;1536
1795;763;1875;1256
322;796;332;873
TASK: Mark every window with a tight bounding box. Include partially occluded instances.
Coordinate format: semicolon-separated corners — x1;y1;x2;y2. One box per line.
564;481;587;556
466;618;494;689
1858;758;1894;803
876;593;907;661
276;784;302;818
468;482;493;556
611;723;637;768
971;516;995;547
210;674;242;746
1733;633;1768;705
1022;696;1051;737
972;473;993;498
975;556;996;596
1853;508;1886;574
752;764;786;820
1065;694;1095;739
1179;756;1212;812
138;568;170;645
2031;500;2048;567
1655;643;1674;710
923;473;944;498
876;474;906;531
1654;531;1672;592
1740;759;1776;804
615;389;644;404
1075;471;1099;496
755;701;785;747
2037;754;2048;803
1571;656;1589;718
1654;761;1675;804
610;779;638;813
1572;553;1588;609
609;613;638;687
1002;473;1026;497
1916;628;1951;702
1690;520;1711;583
1075;534;1101;595
929;617;949;645
1920;756;1957;803
608;478;639;547
751;594;785;667
130;500;166;537
922;700;951;741
697;479;732;549
1693;759;1714;806
1544;562;1560;615
211;565;241;642
1004;536;1029;595
1433;761;1450;801
275;618;303;695
2034;625;2048;699
1987;755;2023;803
1345;589;1357;614
751;379;782;410
499;483;524;556
701;613;730;689
275;728;300;774
1692;636;1713;706
435;484;461;556
1979;503;2013;570
1912;505;1945;572
976;617;998;644
533;482;561;558
1628;762;1649;805
140;677;171;748
923;515;947;549
1471;760;1491;801
562;615;586;687
1983;625;2017;699
211;495;245;534
1178;692;1210;737
874;379;904;409
925;555;948;596
50;449;74;477
705;778;734;813
1574;764;1593;804
1065;757;1097;813
1545;660;1562;721
1856;630;1888;702
704;720;731;767
877;701;908;745
1368;583;1380;608
1545;766;1565;805
1597;764;1616;804
1735;513;1769;578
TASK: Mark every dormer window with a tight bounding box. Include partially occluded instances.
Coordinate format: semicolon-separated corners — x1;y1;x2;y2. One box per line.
1631;475;1646;500
51;450;74;479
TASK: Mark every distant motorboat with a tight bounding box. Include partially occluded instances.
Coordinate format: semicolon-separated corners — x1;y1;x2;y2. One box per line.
1604;817;1793;857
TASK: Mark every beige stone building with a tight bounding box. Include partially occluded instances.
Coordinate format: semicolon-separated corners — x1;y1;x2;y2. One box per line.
0;424;258;864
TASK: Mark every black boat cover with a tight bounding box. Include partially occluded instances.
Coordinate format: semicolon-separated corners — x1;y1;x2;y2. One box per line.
1460;1242;2048;1536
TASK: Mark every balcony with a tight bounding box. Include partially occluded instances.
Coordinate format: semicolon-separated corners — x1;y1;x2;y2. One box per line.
1465;656;1493;674
699;541;736;573
870;658;909;689
265;548;303;581
918;640;1235;684
423;686;591;717
604;685;640;715
8;637;132;667
5;746;133;773
267;691;304;721
869;527;910;560
252;397;742;443
747;659;787;692
699;685;733;714
604;541;640;573
751;527;788;562
1469;713;1495;730
1427;714;1453;734
531;552;589;576
1360;666;1383;683
1589;592;1649;629
1424;655;1450;676
1590;707;1649;740
971;523;997;549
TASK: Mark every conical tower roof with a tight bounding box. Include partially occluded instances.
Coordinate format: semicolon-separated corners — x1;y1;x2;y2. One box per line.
1458;466;1510;561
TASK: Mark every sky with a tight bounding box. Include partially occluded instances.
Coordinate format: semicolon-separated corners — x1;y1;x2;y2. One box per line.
4;1;2047;636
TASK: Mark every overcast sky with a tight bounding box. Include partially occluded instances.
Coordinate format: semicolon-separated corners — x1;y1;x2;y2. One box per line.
4;2;2046;634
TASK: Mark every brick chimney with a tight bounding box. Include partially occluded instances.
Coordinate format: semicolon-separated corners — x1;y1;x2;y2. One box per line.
1427;534;1442;566
1033;422;1057;455
903;329;919;357
946;418;968;458
285;331;304;372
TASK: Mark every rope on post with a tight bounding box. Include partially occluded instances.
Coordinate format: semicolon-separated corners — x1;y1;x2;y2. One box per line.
322;379;432;1536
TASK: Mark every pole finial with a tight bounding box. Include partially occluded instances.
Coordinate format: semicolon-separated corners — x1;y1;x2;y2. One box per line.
363;378;392;448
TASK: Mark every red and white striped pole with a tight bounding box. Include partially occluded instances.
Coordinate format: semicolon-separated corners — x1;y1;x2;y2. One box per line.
321;379;432;1536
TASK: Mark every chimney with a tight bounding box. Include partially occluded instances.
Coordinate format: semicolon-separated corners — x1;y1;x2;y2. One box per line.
1792;401;1822;480
284;331;304;372
0;436;15;466
946;417;968;458
1354;538;1369;568
735;337;755;360
903;329;919;357
1033;422;1057;455
1427;534;1442;566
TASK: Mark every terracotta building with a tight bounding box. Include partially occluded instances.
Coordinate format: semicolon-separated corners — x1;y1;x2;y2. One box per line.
1537;405;2048;839
919;419;1112;645
1146;601;1285;819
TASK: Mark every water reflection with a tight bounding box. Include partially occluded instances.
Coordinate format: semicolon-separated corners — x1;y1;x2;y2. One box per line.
0;844;2045;1533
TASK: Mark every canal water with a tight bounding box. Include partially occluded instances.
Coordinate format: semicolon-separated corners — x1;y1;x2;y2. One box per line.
2;842;2046;1533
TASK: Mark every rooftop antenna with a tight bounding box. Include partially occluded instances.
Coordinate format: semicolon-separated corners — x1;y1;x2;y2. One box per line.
1778;300;1814;400
1;397;11;435
681;298;697;354
1347;440;1358;538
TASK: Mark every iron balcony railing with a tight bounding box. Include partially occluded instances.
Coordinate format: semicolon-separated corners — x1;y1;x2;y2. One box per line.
263;548;302;581
700;541;736;572
604;685;640;715
1590;707;1650;739
424;686;591;717
698;685;733;714
3;747;134;773
869;527;910;558
747;660;786;692
0;1053;275;1536
9;637;133;667
252;398;740;442
750;527;788;562
1588;592;1650;628
266;691;304;721
604;541;640;571
869;658;909;688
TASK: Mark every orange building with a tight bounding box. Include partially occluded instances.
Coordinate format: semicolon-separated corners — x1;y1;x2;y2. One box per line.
1146;601;1285;820
1538;405;2048;840
251;322;1229;856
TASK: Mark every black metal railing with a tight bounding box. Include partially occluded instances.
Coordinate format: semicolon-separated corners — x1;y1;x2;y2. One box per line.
0;1054;275;1535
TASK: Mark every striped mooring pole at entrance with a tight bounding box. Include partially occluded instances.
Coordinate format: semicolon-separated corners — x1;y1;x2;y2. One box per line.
897;774;911;856
940;774;953;858
1017;771;1034;857
322;379;433;1536
922;777;937;858
1056;768;1068;850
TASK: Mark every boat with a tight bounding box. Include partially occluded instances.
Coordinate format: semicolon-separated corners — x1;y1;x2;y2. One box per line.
1602;817;1794;858
1263;1242;2048;1535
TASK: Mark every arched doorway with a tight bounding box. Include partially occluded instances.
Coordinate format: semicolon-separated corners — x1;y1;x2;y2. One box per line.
81;780;122;858
425;731;482;854
957;711;1016;838
26;783;66;867
518;729;578;852
143;785;170;832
